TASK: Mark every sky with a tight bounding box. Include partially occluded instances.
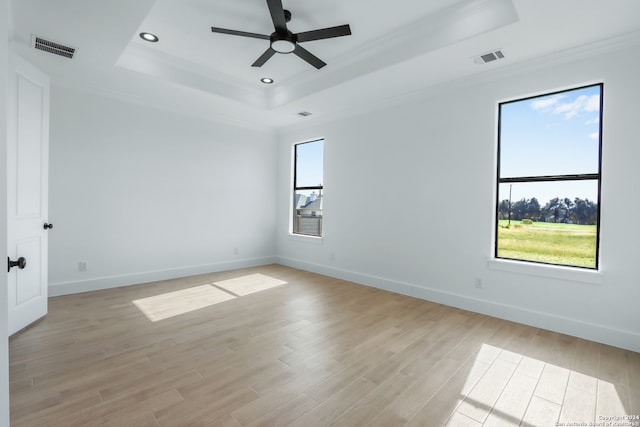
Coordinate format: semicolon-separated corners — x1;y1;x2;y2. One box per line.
499;84;601;206
295;139;324;195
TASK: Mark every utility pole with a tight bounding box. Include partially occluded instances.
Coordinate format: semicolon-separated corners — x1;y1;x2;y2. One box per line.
508;184;512;226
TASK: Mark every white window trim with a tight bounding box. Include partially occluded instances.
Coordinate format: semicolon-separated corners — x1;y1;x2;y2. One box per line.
287;232;324;244
487;257;603;285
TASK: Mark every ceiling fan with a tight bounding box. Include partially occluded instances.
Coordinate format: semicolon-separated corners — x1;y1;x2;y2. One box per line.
210;0;351;69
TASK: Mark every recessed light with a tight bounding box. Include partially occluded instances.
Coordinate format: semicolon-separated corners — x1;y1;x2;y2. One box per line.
261;78;274;84
139;32;159;43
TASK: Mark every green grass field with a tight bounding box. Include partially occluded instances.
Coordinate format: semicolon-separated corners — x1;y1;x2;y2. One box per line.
496;220;597;268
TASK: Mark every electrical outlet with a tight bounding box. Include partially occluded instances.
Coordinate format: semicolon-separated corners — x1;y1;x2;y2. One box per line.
474;278;483;289
78;261;88;272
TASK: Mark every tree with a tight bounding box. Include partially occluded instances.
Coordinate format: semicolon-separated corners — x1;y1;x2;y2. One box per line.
584;199;598;225
505;198;542;221
525;197;541;221
511;198;528;221
570;197;598;225
500;196;597;225
563;198;575;221
542;197;567;223
497;199;510;220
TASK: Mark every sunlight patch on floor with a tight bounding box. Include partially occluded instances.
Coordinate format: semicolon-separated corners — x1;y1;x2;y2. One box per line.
132;284;236;322
446;343;629;426
213;273;287;296
132;274;288;322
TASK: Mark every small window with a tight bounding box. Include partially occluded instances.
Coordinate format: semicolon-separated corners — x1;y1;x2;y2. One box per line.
495;84;603;269
293;139;324;237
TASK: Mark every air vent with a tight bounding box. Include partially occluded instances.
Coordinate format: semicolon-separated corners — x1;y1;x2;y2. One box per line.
473;49;504;64
298;111;312;117
31;35;76;59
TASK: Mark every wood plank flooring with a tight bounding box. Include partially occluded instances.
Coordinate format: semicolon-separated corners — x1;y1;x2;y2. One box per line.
9;264;640;426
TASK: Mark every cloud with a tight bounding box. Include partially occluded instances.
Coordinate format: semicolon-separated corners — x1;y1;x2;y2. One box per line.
585;117;600;125
554;94;600;119
531;95;563;110
588;132;599;139
584;94;600;112
532;93;600;120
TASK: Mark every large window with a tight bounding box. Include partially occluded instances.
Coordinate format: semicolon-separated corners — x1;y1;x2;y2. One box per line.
293;139;324;237
496;84;603;269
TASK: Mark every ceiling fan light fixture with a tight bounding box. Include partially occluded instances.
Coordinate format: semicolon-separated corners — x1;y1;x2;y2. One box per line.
272;40;295;53
270;33;296;53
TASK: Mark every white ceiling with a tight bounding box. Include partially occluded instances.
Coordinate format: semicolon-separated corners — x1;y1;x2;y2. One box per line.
10;0;640;129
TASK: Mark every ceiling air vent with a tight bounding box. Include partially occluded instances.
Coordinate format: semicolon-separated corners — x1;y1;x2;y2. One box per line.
298;111;312;117
32;35;76;59
473;49;504;65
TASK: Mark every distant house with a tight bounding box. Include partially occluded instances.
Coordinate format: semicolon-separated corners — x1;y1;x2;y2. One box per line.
293;192;322;236
294;194;308;211
295;192;322;217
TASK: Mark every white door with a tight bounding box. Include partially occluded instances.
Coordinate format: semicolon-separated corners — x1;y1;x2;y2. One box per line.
6;54;50;336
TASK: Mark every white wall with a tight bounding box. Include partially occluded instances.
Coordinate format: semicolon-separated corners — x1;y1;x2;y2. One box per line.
276;44;640;352
48;87;278;295
0;0;10;423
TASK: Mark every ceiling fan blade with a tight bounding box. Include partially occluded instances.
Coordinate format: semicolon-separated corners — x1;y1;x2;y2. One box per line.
293;45;326;69
252;48;277;67
211;27;269;40
296;24;352;43
266;0;287;33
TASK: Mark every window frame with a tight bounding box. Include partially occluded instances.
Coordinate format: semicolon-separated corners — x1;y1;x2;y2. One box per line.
292;139;324;238
494;83;604;270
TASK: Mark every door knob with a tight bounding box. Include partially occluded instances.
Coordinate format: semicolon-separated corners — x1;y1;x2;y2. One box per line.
44;223;53;230
7;257;26;273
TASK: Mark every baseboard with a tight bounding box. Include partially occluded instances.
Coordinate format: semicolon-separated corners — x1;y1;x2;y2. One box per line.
49;256;278;297
276;256;640;353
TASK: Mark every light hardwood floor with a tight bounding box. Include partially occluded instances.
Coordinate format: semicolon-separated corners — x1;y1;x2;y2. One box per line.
9;264;640;426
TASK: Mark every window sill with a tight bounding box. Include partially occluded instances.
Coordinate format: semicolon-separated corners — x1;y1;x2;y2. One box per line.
288;233;323;245
487;258;603;285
